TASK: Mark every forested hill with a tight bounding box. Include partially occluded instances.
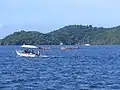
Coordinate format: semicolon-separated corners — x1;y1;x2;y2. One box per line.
1;25;120;45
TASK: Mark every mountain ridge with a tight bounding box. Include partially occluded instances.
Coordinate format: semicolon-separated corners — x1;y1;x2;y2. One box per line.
1;25;120;45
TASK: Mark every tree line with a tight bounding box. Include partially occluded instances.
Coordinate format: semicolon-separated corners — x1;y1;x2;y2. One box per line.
1;25;120;45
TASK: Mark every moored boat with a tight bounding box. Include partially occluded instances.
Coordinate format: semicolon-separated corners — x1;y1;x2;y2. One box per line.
61;46;79;50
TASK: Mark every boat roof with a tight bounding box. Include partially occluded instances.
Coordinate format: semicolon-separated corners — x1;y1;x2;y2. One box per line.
21;45;38;48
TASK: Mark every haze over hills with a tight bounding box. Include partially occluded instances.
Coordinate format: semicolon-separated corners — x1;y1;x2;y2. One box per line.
1;25;120;45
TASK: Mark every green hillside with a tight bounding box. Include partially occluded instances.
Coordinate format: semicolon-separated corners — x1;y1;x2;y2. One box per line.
1;25;120;45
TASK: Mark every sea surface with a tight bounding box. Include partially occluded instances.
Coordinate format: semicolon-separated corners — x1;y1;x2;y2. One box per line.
0;45;120;90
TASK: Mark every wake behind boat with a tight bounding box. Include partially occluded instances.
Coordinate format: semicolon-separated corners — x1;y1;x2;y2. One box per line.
16;45;40;57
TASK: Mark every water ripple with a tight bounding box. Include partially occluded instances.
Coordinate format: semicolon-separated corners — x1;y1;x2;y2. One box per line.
0;45;120;89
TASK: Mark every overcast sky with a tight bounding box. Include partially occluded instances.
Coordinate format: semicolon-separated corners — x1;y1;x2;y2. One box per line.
0;0;120;38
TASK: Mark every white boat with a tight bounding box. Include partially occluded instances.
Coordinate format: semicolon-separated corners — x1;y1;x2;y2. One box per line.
85;44;90;46
60;42;63;45
16;45;40;57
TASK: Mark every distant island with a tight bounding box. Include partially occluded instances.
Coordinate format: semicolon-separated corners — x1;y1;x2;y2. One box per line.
1;25;120;45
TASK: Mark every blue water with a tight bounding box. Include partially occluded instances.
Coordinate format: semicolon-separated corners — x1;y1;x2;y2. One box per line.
0;45;120;90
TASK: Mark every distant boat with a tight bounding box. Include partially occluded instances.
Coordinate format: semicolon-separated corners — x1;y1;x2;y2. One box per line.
38;46;50;50
60;42;63;45
16;45;40;57
61;46;79;50
85;44;90;46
